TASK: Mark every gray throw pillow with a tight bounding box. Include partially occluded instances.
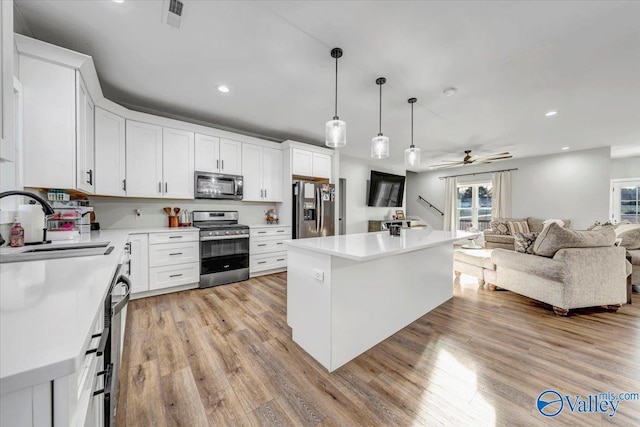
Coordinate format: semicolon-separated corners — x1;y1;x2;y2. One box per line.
490;219;510;235
514;232;539;254
533;223;617;257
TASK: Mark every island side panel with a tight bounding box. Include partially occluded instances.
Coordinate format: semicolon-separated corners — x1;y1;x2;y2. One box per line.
286;246;333;370
330;243;453;371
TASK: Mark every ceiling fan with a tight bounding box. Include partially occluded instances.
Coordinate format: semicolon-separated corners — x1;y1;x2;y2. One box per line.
429;150;512;169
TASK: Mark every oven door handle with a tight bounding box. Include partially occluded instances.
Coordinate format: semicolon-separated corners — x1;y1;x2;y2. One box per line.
112;275;131;315
200;235;250;241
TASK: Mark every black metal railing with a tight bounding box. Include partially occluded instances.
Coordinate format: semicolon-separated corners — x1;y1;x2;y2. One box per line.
417;196;444;216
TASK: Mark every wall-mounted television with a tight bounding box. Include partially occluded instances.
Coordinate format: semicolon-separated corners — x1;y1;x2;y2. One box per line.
367;170;405;207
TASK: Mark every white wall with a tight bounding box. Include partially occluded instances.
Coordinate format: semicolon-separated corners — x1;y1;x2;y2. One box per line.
339;154;406;234
88;197;276;229
407;146;612;230
610;156;640;180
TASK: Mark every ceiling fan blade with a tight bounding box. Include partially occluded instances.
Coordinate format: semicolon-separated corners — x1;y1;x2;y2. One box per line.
440;159;464;163
429;163;460;169
474;152;511;160
482;155;512;161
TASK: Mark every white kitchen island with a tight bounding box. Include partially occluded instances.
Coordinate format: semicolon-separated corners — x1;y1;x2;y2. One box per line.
286;227;476;372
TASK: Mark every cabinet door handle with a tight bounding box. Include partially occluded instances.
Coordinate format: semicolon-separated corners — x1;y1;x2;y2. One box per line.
169;236;183;239
169;252;183;256
217;159;219;170
257;244;267;247
257;261;267;265
264;189;267;199
221;160;224;170
169;273;183;278
276;242;283;245
158;182;162;193
277;230;285;233
165;182;168;193
257;231;267;234
86;170;93;185
122;179;127;191
277;258;285;262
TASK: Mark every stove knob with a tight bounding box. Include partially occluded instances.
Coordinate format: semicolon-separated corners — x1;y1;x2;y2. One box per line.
215;231;220;236
208;231;213;236
225;231;230;235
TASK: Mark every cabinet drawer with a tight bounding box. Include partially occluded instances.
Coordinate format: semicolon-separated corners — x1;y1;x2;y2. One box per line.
251;252;287;272
149;241;199;267
250;226;291;237
149;262;199;290
148;230;198;244
250;237;289;254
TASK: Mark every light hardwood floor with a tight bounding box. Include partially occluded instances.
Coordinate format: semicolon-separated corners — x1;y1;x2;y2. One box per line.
117;273;640;426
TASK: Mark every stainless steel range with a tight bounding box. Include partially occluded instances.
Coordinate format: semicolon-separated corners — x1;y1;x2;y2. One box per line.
193;210;249;288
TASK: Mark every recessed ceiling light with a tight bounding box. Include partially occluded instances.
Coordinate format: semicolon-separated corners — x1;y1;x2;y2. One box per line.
112;0;125;3
443;87;458;97
545;111;558;117
561;146;570;151
217;85;230;93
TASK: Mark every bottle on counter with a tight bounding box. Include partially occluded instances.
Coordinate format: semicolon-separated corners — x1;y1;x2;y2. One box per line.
10;217;25;247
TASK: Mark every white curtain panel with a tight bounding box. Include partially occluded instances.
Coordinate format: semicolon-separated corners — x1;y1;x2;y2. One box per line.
443;177;457;231
492;171;512;219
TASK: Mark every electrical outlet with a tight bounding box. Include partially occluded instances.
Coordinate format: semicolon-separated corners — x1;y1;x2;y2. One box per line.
313;269;324;282
135;209;142;218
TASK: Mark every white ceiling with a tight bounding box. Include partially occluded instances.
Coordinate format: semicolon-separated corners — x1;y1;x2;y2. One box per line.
14;0;640;171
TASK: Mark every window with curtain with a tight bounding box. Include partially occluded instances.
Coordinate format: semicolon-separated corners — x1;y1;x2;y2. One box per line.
457;183;492;230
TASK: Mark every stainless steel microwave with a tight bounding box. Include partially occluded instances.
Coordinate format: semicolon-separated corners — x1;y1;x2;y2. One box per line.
195;172;243;200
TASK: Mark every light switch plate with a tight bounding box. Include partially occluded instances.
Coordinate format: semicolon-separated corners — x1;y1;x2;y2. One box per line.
313;269;324;281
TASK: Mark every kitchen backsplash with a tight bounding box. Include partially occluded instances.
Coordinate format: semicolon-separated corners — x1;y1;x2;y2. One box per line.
88;197;279;229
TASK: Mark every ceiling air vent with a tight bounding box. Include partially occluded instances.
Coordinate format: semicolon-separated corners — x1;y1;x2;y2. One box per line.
165;0;184;29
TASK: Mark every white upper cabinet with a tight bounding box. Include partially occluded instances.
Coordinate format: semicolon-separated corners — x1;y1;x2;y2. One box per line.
125;120;163;198
194;133;219;173
21;55;77;189
162;127;195;199
0;0;14;162
95;107;126;196
312;152;332;179
242;143;282;202
194;134;241;175
75;76;95;194
291;148;332;179
242;143;263;201
291;148;313;176
262;147;283;202
125;121;194;199
219;138;242;175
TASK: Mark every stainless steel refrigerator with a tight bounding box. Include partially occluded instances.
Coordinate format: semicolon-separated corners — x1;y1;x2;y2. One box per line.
293;181;335;239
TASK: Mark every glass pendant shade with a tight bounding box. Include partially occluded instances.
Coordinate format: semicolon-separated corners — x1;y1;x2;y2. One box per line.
404;146;421;166
371;134;390;159
325;118;346;147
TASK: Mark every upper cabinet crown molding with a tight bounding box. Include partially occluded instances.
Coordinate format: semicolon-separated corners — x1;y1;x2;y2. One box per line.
281;140;334;156
14;34;103;104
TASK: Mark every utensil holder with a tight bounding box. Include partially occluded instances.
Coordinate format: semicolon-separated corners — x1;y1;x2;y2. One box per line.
169;216;179;227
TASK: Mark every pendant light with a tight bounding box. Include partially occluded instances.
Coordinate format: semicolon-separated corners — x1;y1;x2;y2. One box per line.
404;97;421;166
371;77;389;159
325;47;346;147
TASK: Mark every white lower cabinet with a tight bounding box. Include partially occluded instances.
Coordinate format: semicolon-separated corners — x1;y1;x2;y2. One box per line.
131;230;200;297
149;262;200;290
0;302;106;427
249;225;290;276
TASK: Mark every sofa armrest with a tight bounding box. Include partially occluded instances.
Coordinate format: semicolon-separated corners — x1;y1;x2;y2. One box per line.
491;249;565;282
552;247;627;305
484;229;498;236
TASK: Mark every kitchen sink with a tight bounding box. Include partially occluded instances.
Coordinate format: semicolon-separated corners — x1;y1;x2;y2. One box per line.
0;242;113;263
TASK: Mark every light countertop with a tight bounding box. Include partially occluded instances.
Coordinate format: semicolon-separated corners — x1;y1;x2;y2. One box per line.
0;227;194;395
248;223;291;228
285;228;478;261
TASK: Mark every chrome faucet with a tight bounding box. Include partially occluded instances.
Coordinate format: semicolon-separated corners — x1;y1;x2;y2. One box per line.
0;191;56;245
